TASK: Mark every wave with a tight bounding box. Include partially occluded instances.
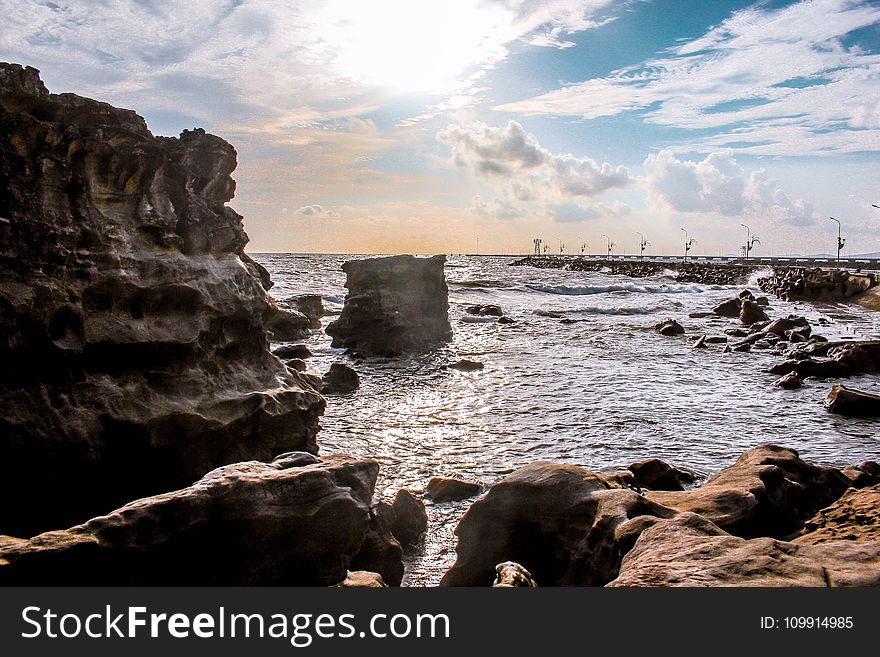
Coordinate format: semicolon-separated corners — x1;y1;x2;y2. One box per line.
526;282;720;296
534;303;678;317
453;279;504;288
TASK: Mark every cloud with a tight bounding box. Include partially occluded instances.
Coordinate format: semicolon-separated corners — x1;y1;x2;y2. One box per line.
496;0;880;155
643;150;816;225
438;120;632;204
473;196;526;220
296;204;338;217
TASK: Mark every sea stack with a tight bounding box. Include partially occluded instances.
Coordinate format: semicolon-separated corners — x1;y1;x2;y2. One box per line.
326;254;452;355
0;64;325;536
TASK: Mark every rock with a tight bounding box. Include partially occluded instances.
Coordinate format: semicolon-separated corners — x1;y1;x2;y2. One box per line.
440;461;675;586
753;340;772;350
334;571;387;587
607;512;880;587
460;315;497;324
841;462;880;488
466;304;503;316
497;315;516;324
273;343;313;360
449;359;484;371
265;307;310;341
646;445;851;538
688;312;713;318
285;358;307;372
824;384;880;416
0;64;324;536
724;328;748;337
765;316;810;337
767;358;851;379
389;489;428;547
704;336;727;344
534;310;564;318
0;453;401;585
290;294;325;329
732;342;751;352
321;362;360;394
655;319;684;336
740;299;769;325
326;255;452;355
628;458;695;492
773;371;803;389
692;335;707;349
738;289;755;300
425;477;483;503
795;484;880;545
347;511;404;587
712;298;742;318
493;562;537;587
755;296;770;306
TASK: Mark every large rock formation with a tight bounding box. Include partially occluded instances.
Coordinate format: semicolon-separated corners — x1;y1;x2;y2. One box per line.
326;254;452;355
0;453;401;585
0;64;324;536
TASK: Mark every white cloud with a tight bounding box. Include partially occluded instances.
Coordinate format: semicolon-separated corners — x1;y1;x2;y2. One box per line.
496;0;880;155
438;120;632;204
296;204;338;217
643;150;817;225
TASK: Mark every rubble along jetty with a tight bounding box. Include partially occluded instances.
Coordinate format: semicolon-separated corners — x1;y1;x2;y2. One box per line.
509;256;757;285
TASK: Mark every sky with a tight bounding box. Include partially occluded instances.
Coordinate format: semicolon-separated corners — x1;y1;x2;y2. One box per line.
2;0;880;256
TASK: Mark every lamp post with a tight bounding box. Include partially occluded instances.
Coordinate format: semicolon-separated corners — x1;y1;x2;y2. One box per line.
830;216;845;263
581;242;587;255
740;223;750;261
603;234;614;259
637;232;649;258
680;227;695;261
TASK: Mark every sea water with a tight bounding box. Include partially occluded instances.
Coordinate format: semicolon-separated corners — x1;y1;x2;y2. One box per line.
254;253;880;585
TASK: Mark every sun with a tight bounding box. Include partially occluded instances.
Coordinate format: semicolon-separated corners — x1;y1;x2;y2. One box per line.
315;0;511;94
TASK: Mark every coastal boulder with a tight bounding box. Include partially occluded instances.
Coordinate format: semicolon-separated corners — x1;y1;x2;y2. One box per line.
440;462;676;586
739;300;769;325
607;512;880;587
425;477;482;502
389;489;428;547
321;362;360;394
646;445;851;538
326;255;452;355
773;372;803;389
466;304;504;316
290;294;325;329
628;458;695;491
0;64;324;536
655;319;685;336
712;298;741;318
0;453;400;585
824;384;880;416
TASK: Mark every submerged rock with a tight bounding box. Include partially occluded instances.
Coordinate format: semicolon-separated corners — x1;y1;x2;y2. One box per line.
326;254;452;355
466;304;503;316
824;384;880;416
0;64;324;536
321;362;360;394
448;359;484;371
773;371;803;389
0;453;400;585
425;477;483;503
655;319;684;336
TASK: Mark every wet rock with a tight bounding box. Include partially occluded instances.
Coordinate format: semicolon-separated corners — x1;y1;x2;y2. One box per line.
692;335;707;349
321;362;360;394
497;316;516;324
285;358;307;372
795;484;880;545
426;477;483;503
290;294;325;329
266;307;310;341
0;454;395;585
740;299;769;325
493;562;537;587
440;462;675;586
274;344;313;360
824;384;880;416
534;310;564;318
628;458;695;492
724;328;749;337
334;571;387;587
755;296;770;306
773;371;803;389
607;512;880;587
646;445;851;538
449;359;484;371
688;312;713;319
767;358;851;379
738;289;755;300
460;315;497;324
388;489;428;548
326;255;451;355
841;462;880;488
712;298;742;318
0;64;324;536
466;304;503;316
732;342;751;352
655;319;684;336
348;511;404;587
704;336;727;344
765;316;810;337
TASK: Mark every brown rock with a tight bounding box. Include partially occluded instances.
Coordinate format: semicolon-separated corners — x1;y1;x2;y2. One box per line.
493;561;537;587
426;477;482;503
795;485;880;545
712;298;742;318
628;458;695;491
824;384;880;416
655;319;684;336
334;571;387;587
321;362;360;394
389;489;428;547
740;299;770;325
773;371;803;389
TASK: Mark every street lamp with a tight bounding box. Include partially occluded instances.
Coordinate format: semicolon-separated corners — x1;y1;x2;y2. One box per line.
740;223;750;260
637;232;649;258
830;216;845;263
681;227;696;261
603;234;614;259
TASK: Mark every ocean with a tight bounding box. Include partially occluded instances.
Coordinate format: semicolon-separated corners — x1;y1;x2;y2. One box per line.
254;253;880;586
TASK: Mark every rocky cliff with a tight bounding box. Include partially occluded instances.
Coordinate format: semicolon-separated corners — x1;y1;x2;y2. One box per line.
326;254;452;355
0;63;324;536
